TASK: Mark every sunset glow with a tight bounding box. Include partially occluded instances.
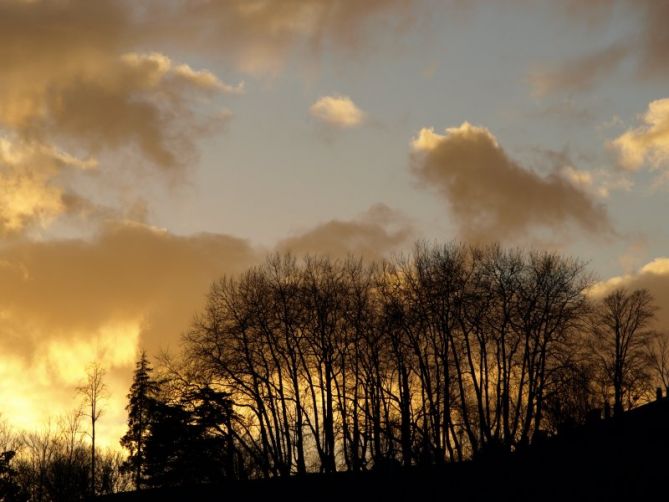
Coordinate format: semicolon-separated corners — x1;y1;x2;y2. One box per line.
0;0;668;473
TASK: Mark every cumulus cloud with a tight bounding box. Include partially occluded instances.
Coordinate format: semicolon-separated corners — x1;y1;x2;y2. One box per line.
612;98;669;173
278;203;413;260
310;95;365;128
529;44;628;96
1;48;236;171
411;122;611;242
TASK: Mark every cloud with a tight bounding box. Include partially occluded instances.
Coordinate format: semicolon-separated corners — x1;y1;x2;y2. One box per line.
560;165;594;189
560;165;632;199
531;98;596;124
0;138;96;235
277;204;413;260
539;1;669;89
410;122;611;242
612;98;669;172
310;95;365;128
529;44;628;96
0;223;258;354
617;237;649;274
152;0;420;75
0;0;423;84
634;0;669;79
2;49;236;170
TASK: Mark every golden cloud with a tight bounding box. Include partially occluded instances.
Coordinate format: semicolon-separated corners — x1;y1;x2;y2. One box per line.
411;122;611;242
612;98;669;173
310;95;365;128
0;138;96;235
560;165;632;199
2;49;236;170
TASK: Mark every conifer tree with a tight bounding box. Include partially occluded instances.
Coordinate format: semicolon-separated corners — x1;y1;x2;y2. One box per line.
120;350;160;491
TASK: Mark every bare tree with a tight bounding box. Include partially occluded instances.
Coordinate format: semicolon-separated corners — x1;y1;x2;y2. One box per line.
645;332;669;391
58;408;85;467
77;362;107;496
181;244;595;475
591;288;657;415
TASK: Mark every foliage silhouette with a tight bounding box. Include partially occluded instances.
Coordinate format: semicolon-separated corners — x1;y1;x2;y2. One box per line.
120;351;161;490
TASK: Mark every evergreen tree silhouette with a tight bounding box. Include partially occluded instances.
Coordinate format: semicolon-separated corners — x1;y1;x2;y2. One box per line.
120;350;161;491
143;386;237;487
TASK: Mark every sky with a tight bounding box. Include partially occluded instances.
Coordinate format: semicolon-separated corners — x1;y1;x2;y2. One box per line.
0;0;668;449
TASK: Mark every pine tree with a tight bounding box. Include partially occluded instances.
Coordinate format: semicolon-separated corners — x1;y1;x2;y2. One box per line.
143;386;237;487
120;350;160;491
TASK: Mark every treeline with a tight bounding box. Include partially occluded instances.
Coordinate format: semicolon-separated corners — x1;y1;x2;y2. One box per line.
0;412;129;501
120;243;664;488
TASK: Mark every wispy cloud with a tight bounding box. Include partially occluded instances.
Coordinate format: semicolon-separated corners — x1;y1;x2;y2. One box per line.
150;0;422;75
529;44;628;96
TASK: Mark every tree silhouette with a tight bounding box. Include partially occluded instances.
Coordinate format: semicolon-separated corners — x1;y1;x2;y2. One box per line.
181;244;600;474
120;350;161;491
0;450;22;501
77;362;107;497
141;387;236;487
591;288;657;415
646;333;669;391
8;410;129;500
